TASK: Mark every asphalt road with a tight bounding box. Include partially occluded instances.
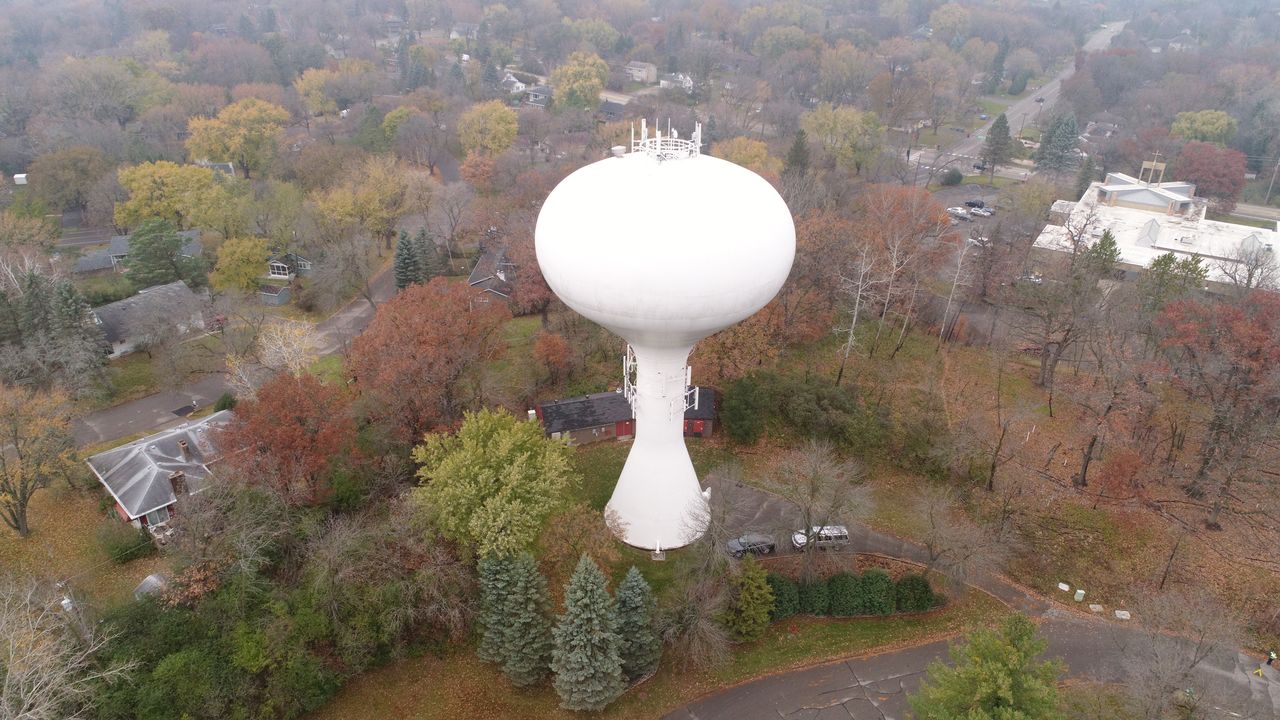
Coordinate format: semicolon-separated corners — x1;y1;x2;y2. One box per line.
918;21;1127;172
670;484;1280;720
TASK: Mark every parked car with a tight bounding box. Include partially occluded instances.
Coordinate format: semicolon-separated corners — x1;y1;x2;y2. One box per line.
1015;272;1044;286
971;207;994;217
979;113;990;120
1035;96;1046;103
964;199;986;208
946;207;972;220
727;532;776;558
791;525;851;550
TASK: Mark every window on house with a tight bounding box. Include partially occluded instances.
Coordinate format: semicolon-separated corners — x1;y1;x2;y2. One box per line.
268;262;290;277
144;506;171;526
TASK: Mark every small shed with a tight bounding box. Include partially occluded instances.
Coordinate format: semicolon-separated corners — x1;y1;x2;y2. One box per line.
259;284;291;306
535;388;715;446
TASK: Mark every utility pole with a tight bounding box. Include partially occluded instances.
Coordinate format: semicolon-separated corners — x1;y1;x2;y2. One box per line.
1266;158;1280;206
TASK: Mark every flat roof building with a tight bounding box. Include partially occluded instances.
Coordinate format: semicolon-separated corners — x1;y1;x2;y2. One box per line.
1034;172;1279;287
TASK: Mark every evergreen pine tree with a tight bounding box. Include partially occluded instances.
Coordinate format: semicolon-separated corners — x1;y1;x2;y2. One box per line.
985;37;1010;94
784;129;810;177
51;280;107;393
909;615;1063;720
1035;114;1079;175
551;555;626;711
980;114;1012;182
720;555;775;642
615;566;661;682
501;554;554;687
414;227;444;279
477;555;514;664
1074;154;1097;200
19;272;52;338
393;230;422;290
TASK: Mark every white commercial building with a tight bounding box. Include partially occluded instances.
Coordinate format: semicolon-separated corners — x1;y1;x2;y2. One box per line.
1034;172;1279;286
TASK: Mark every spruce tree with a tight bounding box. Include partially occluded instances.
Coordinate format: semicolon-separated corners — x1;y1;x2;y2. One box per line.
615;566;661;682
501;554;554;687
1035;114;1079;175
784;129;810;177
551;555;625;711
414;227;444;279
477;555;514;664
1074;154;1097;200
393;230;422;290
19;272;52;339
980;113;1012;182
909;615;1063;720
720;555;775;641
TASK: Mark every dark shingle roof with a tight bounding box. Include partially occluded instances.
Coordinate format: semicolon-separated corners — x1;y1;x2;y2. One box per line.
74;230;201;274
538;388;715;434
468;247;514;297
92;281;202;344
87;410;233;520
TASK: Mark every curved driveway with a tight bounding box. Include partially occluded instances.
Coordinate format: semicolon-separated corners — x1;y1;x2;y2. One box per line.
666;485;1280;720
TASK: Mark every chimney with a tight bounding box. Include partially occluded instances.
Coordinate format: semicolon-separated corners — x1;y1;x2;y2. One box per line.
178;439;190;460
168;471;187;497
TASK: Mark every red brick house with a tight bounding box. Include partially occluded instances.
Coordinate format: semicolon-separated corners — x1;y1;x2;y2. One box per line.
534;388;715;446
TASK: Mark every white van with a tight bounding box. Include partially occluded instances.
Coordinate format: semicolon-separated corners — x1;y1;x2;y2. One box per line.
791;525;850;550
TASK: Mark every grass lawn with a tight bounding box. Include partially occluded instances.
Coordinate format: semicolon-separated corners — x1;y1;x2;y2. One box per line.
1207;212;1276;229
960;174;1018;188
308;589;1008;720
79;353;161;412
309;354;345;384
0;481;169;610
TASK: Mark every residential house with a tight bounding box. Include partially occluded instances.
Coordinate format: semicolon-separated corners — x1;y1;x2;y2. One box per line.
525;85;553;109
92;281;207;358
659;73;694;93
87;410;234;533
384;14;405;34
450;22;479;41
74;230;202;275
623;61;658;84
1034;172;1280;290
534;388;716;446
266;252;313;281
597;99;627;123
467;246;514;299
195;160;236;176
501;71;527;95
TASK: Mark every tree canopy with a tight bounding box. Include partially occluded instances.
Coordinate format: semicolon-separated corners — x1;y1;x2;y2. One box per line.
186;98;290;178
412;408;573;558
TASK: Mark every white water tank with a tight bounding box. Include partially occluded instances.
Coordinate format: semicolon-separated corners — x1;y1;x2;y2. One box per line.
535;123;795;549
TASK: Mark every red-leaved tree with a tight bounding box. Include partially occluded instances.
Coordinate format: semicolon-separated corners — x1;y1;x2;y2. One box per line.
216;373;355;505
1174;141;1246;213
348;277;510;444
1156;291;1280;527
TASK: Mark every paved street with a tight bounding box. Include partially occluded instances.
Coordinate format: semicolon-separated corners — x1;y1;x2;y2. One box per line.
669;480;1280;720
915;21;1127;175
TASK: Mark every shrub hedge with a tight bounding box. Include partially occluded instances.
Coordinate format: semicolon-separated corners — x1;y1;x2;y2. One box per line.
827;572;860;616
797;579;830;616
96;519;156;564
895;573;936;613
856;569;895;615
766;573;800;620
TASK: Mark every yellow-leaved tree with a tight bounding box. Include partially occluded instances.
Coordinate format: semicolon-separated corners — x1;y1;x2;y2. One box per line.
457;100;519;156
0;386;75;537
114;161;218;230
211;236;269;293
186;98;290;179
711;137;783;182
549;51;608;111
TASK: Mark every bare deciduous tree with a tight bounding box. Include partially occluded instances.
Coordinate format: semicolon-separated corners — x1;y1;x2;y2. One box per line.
1216;236;1279;296
0;575;134;720
916;485;1003;591
1114;587;1245;720
763;441;870;580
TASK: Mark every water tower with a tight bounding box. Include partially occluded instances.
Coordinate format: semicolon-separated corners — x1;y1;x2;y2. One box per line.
535;121;795;550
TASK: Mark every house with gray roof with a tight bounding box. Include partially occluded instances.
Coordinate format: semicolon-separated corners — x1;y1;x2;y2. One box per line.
92;281;207;358
535;388;715;446
467;246;515;299
87;410;234;530
74;230;202;275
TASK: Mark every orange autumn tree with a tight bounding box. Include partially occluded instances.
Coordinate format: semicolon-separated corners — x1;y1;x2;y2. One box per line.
533;331;571;384
348;278;510;444
216;374;355;505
